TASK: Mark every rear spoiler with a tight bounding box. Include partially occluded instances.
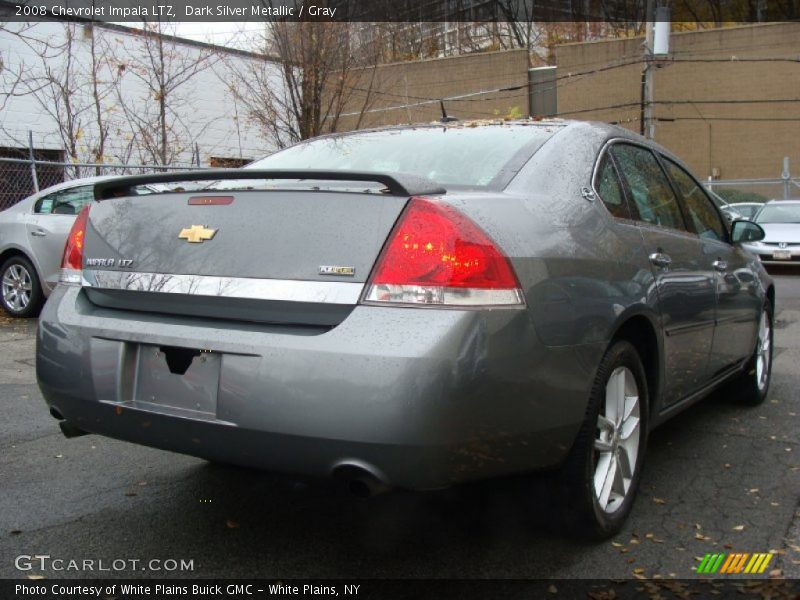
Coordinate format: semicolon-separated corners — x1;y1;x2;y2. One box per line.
93;169;446;200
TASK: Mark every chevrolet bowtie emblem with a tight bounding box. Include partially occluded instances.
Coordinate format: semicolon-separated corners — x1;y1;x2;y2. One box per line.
178;225;217;243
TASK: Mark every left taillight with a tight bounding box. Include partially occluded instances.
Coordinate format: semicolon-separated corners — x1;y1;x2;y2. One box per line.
59;204;91;285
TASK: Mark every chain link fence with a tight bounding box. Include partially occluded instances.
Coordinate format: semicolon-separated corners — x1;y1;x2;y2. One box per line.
705;178;800;206
0;157;208;211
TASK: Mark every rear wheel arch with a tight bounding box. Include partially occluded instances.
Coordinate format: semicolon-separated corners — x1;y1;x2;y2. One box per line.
0;251;45;317
0;247;45;284
610;314;661;417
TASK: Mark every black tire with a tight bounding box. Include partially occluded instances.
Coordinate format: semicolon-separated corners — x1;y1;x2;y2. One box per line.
0;255;44;318
555;340;649;539
732;300;774;406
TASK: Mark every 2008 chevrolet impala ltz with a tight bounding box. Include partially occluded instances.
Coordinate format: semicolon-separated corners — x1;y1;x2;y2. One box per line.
36;121;774;537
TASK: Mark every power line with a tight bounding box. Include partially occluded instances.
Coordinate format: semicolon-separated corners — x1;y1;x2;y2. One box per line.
335;55;800;118
656;116;800;122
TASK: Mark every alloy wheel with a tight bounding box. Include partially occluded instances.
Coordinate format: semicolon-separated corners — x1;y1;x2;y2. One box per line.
593;366;641;514
2;264;33;312
755;310;772;392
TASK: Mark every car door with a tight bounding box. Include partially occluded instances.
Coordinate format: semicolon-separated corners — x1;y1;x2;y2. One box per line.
610;142;717;407
25;185;93;292
661;158;761;375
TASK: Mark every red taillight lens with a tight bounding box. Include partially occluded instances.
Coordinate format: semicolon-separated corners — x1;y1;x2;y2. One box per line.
364;198;523;306
59;204;90;284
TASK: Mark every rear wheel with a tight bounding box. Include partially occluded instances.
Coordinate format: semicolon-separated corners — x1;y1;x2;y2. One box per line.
733;300;773;406
1;256;44;318
556;340;649;539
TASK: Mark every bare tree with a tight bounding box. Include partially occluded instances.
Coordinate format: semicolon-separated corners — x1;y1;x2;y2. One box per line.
5;23;121;176
225;21;384;149
115;22;218;165
0;23;38;111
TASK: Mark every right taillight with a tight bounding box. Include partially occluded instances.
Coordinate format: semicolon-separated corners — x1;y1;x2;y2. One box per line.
363;197;524;307
59;204;91;285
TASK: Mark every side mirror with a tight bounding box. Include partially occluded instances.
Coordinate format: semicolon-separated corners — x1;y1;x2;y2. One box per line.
731;219;765;243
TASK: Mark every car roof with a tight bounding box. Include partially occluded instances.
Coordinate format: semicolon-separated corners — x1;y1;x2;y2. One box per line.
27;175;119;199
296;118;645;147
765;199;800;205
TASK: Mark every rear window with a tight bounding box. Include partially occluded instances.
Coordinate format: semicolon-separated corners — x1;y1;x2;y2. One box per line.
248;126;559;187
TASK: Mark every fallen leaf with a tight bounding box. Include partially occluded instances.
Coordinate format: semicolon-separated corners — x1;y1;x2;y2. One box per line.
748;488;759;493
646;533;654;539
226;519;239;529
732;525;745;531
652;497;667;505
547;584;558;594
54;454;63;459
768;569;782;578
611;541;623;547
633;567;645;574
724;463;731;468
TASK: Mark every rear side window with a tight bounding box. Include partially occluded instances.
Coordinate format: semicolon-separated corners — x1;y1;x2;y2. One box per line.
34;193;57;214
52;186;94;215
595;154;631;219
611;144;686;232
35;186;94;215
663;159;726;242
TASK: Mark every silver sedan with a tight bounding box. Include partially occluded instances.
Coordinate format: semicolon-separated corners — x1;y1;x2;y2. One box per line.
742;200;800;265
0;176;114;317
36;121;774;538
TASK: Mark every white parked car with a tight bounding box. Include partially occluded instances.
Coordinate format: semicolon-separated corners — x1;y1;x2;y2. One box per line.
742;200;800;266
0;176;156;317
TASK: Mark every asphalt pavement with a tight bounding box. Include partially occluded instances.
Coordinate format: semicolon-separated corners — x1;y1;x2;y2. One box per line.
1;274;799;580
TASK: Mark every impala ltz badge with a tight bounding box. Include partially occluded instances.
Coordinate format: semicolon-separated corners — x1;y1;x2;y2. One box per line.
85;258;134;268
179;225;217;243
319;265;355;276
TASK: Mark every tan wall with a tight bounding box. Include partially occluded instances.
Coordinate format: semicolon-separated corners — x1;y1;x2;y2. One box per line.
555;22;800;182
335;49;530;131
335;23;798;185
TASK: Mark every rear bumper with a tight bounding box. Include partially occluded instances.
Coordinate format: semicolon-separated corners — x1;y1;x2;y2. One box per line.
37;286;599;489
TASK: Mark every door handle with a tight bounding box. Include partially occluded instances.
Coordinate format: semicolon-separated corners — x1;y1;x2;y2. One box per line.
712;260;728;272
30;230;46;237
649;252;672;268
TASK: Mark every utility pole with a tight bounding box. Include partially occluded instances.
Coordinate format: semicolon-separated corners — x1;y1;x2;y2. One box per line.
640;0;655;139
640;1;670;140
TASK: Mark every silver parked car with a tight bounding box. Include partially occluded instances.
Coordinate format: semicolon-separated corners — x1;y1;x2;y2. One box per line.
36;121;774;538
728;202;765;221
0;176;115;317
742;200;800;265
